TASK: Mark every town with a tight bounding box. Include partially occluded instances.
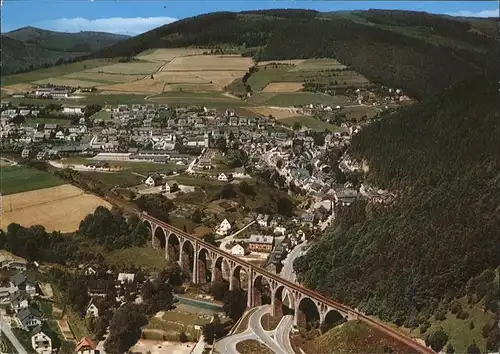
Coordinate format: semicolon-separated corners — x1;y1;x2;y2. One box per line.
0;89;404;353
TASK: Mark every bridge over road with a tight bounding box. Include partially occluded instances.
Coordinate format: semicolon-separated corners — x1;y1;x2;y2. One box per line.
141;212;434;354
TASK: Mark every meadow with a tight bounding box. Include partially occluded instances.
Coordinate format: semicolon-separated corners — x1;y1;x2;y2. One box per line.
1;59;118;86
247;92;350;107
280;116;340;132
0;166;65;195
150;92;249;107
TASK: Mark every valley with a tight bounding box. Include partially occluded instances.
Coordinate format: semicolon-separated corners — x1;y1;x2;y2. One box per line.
0;5;498;354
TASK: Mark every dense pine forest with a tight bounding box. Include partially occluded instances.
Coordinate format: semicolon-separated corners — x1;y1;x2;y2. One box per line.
92;9;498;99
293;71;500;350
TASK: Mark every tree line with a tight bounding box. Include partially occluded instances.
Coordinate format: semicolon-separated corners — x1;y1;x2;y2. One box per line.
294;72;500;352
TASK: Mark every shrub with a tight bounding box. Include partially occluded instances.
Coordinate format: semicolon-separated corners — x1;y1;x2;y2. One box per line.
425;327;449;352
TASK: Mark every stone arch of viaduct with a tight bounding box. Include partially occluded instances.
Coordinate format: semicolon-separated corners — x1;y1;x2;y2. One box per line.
142;216;356;329
140;214;434;353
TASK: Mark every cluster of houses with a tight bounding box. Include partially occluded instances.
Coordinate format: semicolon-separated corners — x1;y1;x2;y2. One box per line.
0;271;53;354
10;85;77;99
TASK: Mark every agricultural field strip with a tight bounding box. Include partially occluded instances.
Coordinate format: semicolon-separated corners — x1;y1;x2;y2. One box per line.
1;184;83;210
5;190;85;213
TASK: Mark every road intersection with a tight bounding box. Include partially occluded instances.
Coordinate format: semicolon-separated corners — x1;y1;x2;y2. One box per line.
214;242;309;354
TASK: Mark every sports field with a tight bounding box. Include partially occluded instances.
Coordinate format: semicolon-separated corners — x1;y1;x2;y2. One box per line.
0;184;111;233
0;166;65;195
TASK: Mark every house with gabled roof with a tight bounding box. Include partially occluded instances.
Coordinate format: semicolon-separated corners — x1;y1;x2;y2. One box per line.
215;218;232;237
76;337;99;354
31;325;52;354
10;290;30;313
17;307;42;330
11;273;37;297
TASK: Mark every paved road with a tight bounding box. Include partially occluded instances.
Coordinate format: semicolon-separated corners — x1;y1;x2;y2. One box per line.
0;317;28;354
216;305;285;354
273;242;309;354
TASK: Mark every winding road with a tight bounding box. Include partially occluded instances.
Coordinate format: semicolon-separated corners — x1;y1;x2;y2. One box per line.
214;242;309;354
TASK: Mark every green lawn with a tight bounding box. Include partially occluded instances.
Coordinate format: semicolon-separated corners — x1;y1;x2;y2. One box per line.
26;117;73;126
145;310;210;341
90;110;113;120
1;59;118;86
279;116;340;132
8;94;150;106
166;175;226;187
418;299;493;353
80;171;143;188
291;59;346;71
0;166;65;195
247;66;290;92
248;92;350;107
105;247;167;271
66;310;91;340
150;92;248;107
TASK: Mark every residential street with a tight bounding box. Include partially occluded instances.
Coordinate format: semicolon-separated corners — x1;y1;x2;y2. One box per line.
0;317;28;354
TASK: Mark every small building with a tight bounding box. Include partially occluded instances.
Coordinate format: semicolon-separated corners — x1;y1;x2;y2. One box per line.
17;307;43;330
10;290;30;313
215;218;232;237
0;252;27;271
248;235;275;253
217;173;228;182
84;267;97;276
21;148;31;159
257;214;271;228
31;325;52;354
76;337;99;354
144;176;158;187
62;105;84;115
163;182;171;193
230;243;247;256
11;273;37;297
117;273;135;284
273;225;286;236
301;213;315;226
86;300;99;318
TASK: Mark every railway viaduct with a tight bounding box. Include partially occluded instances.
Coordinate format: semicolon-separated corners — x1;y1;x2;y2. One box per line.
141;212;434;353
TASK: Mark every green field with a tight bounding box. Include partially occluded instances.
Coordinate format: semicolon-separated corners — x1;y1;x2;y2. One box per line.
416;299;493;353
1;59;118;86
280;116;340;132
80;171;143;188
8;94;150;106
90;110;113;120
105;247;167;271
247;60;369;93
0;166;65;195
247;92;350;107
26;117;73;126
290;59;347;71
150;92;249;107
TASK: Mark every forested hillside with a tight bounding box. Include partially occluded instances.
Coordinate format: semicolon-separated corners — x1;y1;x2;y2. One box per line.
1;27;128;75
92;9;498;99
294;71;500;351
